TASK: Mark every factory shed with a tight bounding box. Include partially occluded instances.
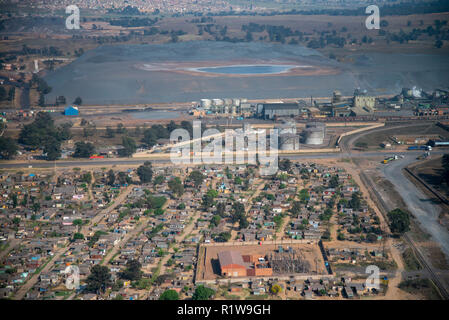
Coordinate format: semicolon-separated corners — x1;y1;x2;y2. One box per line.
218;251;247;277
262;103;300;119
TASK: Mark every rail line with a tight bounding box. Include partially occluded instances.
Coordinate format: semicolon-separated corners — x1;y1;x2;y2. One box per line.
360;171;449;300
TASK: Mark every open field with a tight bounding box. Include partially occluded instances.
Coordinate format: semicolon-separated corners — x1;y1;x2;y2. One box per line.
412;156;449;199
353;123;449;150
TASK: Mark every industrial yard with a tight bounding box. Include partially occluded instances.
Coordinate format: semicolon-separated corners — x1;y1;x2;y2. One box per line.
196;242;327;282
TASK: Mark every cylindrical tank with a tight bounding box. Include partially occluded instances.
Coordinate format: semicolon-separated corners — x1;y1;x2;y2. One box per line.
277;122;297;135
224;98;233;106
232;98;241;107
332;90;342;103
305;127;324;145
279;133;300;150
200;99;212;109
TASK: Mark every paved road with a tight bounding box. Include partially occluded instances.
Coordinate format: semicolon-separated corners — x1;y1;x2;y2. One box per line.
1;150;448;169
381;156;449;258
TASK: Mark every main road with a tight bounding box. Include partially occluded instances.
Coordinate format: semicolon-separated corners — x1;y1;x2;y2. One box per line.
1;150;447;169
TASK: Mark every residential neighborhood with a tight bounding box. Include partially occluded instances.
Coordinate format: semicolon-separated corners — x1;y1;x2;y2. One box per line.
0;160;402;300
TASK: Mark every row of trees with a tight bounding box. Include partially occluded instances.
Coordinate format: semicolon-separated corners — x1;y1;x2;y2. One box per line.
86;259;142;294
18;112;71;160
0;86;14;101
159;285;215;300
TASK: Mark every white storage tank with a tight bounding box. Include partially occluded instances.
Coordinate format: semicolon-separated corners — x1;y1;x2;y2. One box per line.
224;98;233;106
279;133;300;150
200;99;212;109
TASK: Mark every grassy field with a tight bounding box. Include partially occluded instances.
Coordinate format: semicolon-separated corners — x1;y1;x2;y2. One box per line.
398;278;442;300
402;248;423;271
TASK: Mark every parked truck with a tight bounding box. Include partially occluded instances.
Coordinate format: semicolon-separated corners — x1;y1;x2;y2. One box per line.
382;155;399;164
407;145;432;151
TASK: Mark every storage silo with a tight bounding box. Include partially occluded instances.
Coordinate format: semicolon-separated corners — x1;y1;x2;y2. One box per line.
279;133;300;150
224;98;233;106
201;99;212;109
332;90;342;103
277;121;297;135
304;122;325;145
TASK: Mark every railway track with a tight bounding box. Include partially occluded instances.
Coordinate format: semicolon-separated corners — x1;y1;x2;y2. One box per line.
360;171;449;300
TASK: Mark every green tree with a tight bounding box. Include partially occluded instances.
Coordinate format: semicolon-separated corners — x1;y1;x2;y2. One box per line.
81;172;92;184
387;208;410;234
177;203;186;210
279;159;292;172
73;219;84;226
43;136;61;160
73;96;82;105
442;154;449;185
188;170;205;188
137;162;153;183
192;285;215;300
0;136;18;159
329;175;339;188
107;169;115;186
216;202;226;218
73;142;95;158
0;87;6;100
153;175;164;186
168;177;184;198
73;232;84;240
435;40;443;49
270;284;282;295
119;259;142;281
349;192;361;211
159;289;179;300
18;112;69;160
211;215;221;227
8;87;15;101
105;126;115;138
86;265;112;293
216;231;231;242
116;123;126;134
119;136;136;157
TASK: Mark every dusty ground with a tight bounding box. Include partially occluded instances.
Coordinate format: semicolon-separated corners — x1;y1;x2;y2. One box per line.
411;156;449;199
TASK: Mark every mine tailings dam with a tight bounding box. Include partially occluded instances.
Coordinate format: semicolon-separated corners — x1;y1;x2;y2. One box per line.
44;41;449;105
